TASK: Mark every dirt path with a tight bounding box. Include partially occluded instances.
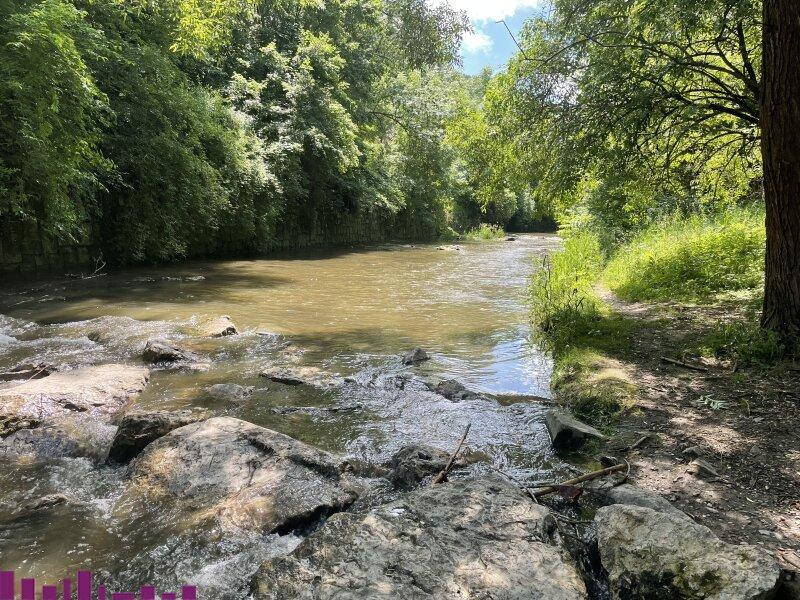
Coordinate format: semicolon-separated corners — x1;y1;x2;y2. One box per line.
592;287;800;577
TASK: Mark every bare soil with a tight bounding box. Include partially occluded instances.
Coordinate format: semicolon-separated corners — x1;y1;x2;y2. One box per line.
593;289;800;579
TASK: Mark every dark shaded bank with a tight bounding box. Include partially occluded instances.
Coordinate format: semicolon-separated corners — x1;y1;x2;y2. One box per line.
0;208;439;274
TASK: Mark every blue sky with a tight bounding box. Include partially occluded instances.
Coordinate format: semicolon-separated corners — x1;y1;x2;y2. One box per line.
437;0;544;75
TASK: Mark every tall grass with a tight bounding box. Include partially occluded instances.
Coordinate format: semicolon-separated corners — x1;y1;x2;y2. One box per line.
603;209;765;303
529;231;604;351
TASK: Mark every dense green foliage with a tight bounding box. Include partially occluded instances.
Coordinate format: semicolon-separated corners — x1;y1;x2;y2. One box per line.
4;0;554;265
604;210;766;302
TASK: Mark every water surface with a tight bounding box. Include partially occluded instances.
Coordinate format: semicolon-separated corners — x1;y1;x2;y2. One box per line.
0;235;563;597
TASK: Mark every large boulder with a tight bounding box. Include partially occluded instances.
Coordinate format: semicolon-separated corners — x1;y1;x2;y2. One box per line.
252;477;588;600
595;504;780;599
0;365;149;460
126;417;357;533
545;409;606;449
197;315;237;337
107;409;209;463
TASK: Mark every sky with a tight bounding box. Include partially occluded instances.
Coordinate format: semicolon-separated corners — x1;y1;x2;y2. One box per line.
441;0;545;75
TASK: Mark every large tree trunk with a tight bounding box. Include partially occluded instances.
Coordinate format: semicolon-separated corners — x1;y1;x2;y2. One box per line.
760;0;800;340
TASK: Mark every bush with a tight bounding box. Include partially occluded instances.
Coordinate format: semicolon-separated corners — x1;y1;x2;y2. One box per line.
603;209;765;302
529;231;606;351
463;222;506;240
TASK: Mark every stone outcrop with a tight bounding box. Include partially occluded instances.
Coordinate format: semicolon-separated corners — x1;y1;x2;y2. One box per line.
108;409;209;463
0;364;149;460
595;504;780;599
126;417;357;533
252;477;588;600
545;409;606;449
197;315;237;337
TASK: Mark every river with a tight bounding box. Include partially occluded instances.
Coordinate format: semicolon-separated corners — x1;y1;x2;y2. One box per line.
0;235;564;597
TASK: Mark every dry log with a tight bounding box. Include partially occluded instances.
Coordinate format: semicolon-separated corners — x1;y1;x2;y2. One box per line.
660;356;709;372
533;463;627;498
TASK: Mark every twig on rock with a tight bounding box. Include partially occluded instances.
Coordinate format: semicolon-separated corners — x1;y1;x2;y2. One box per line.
432;423;471;485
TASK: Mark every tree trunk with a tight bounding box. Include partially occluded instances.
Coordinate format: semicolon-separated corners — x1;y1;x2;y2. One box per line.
760;0;800;340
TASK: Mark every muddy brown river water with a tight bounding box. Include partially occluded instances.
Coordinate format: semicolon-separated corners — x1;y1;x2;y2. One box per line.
0;235;565;597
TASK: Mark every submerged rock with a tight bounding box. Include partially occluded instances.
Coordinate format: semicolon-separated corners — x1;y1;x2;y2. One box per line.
142;339;192;363
545;409;606;449
0;365;149;460
432;379;482;402
197;315;237;337
127;417;356;533
595;504;780;599
204;383;254;403
259;366;337;387
252;476;588;600
402;347;430;365
0;363;56;382
108;409;209;464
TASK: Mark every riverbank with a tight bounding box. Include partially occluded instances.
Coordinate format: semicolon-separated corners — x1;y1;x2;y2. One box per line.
549;287;800;580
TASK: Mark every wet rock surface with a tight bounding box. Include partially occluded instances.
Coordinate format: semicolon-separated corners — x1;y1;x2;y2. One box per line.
127;416;358;534
402;347;430;365
252;476;588;600
108;409;210;463
197;315;237;337
0;364;149;460
384;444;453;490
204;383;254;403
431;379;482;402
546;409;606;449
260;366;338;387
595;504;780;599
142;339;192;363
601;483;688;519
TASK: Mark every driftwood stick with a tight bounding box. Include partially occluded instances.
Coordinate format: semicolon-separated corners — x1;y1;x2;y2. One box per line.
660;356;709;372
533;463;626;498
432;423;471;484
624;434;650;452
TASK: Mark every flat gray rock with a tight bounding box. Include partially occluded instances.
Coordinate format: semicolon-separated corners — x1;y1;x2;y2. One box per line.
252;477;588;599
595;504;780;599
545;409;606;449
604;484;688;519
126;417;356;534
0;365;149;460
142;339;192;363
402;347;430;365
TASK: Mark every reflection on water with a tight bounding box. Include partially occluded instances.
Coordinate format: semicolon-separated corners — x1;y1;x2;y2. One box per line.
0;235;562;597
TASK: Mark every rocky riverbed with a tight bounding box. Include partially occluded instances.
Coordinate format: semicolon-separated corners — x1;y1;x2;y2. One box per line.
0;313;786;599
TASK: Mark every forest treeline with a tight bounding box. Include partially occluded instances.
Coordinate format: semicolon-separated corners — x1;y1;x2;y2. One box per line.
0;0;553;266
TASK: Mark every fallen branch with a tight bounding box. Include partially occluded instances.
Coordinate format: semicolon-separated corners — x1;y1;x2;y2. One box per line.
432;423;471;485
624;434;650;452
660;356;709;372
533;463;627;498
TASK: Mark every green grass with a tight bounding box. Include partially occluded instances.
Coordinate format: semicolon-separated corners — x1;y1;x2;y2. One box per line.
463;223;506;240
529;230;640;427
603;209;765;303
700;318;785;366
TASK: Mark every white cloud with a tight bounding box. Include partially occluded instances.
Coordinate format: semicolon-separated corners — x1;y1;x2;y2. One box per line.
441;0;542;23
462;28;493;54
